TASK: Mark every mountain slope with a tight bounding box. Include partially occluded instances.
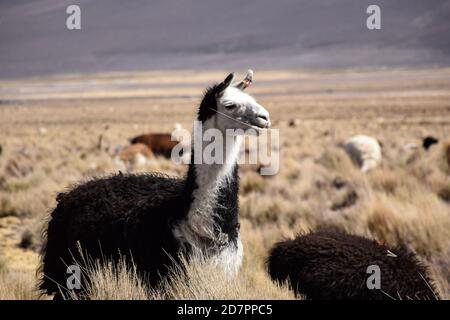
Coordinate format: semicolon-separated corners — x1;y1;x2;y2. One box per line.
1;0;449;78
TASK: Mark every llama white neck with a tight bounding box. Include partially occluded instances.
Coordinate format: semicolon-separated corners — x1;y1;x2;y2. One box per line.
192;119;242;189
174;117;242;250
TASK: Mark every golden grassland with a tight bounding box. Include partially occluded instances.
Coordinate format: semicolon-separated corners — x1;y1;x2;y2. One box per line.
0;68;449;299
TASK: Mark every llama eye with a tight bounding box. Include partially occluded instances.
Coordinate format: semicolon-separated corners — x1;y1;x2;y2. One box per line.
225;104;237;110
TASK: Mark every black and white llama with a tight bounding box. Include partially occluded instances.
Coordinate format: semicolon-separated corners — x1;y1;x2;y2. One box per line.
39;70;271;298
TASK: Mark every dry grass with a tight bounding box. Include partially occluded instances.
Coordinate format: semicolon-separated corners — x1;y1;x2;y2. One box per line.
65;254;295;300
0;271;41;300
65;258;149;300
0;68;449;300
153;254;295;300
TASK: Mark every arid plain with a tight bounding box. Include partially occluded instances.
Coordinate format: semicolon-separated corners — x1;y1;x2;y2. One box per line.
0;68;449;299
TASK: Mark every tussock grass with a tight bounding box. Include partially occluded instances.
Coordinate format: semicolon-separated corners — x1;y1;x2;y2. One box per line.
66;254;295;300
152;255;295;300
0;269;41;300
67;258;149;300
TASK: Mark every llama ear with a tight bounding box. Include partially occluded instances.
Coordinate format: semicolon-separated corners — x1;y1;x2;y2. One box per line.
216;73;235;96
235;69;253;90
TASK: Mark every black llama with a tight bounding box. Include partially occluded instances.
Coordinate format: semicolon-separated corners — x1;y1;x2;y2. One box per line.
267;230;439;300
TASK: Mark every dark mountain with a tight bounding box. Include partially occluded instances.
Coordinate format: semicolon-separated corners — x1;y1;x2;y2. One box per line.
1;0;449;78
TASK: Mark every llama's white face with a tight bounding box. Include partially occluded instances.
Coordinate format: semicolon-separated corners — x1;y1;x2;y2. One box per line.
215;72;271;133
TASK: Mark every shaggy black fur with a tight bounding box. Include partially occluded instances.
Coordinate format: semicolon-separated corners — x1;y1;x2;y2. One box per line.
39;78;240;298
267;230;439;300
40;173;186;297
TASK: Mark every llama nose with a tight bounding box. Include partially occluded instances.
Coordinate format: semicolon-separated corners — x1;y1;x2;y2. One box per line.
258;114;268;121
257;114;271;128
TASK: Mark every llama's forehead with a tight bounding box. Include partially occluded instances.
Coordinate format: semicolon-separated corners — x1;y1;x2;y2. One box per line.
219;87;256;106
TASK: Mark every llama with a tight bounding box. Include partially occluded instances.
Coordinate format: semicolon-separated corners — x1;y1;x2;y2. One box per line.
39;70;271;298
267;230;439;300
343;135;382;172
114;143;154;169
130;124;185;158
130;133;177;158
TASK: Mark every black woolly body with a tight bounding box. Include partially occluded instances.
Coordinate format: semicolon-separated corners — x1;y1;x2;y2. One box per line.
40;163;241;298
267;230;439;300
40;173;187;295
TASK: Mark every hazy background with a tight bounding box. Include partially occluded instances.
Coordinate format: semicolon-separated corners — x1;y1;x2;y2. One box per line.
1;0;450;78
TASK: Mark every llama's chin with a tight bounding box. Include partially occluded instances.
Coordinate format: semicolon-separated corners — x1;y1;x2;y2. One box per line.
249;126;268;136
254;123;270;130
233;124;267;136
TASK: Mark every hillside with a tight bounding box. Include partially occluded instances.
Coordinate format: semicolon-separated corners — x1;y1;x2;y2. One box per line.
1;0;450;78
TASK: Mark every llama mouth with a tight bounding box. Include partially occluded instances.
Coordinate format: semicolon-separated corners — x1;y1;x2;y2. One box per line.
235;115;270;130
235;114;271;130
248;118;271;130
249;123;269;130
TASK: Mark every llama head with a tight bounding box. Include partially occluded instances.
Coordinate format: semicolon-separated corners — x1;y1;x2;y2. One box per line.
198;70;271;133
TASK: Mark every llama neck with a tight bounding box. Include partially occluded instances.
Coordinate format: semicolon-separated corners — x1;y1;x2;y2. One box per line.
179;119;242;249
